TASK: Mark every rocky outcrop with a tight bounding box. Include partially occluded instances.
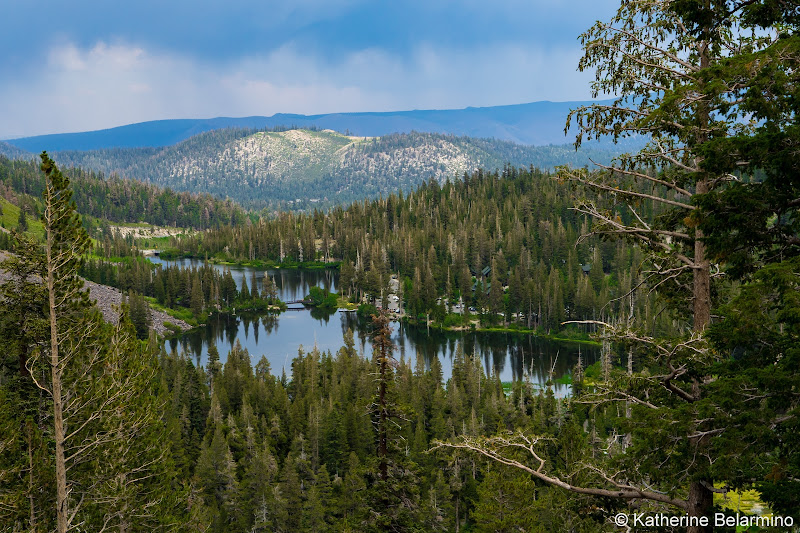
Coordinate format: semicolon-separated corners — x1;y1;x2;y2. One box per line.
84;280;191;336
0;251;190;336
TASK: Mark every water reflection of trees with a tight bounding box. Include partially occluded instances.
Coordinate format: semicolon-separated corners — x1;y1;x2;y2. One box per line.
170;280;599;388
261;314;278;334
309;306;336;322
151;257;337;302
224;316;238;348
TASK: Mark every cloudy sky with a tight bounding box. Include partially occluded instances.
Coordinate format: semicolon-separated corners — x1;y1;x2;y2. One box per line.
1;0;619;139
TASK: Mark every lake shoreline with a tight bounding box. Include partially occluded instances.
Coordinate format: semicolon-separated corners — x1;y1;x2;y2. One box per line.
400;315;601;346
154;251;340;271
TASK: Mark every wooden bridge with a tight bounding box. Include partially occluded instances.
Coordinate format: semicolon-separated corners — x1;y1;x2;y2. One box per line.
285;299;313;306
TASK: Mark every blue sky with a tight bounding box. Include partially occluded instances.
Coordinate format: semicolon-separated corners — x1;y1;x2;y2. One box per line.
1;0;620;138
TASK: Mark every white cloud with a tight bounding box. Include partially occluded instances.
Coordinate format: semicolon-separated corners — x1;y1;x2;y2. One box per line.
49;42;146;72
0;40;596;138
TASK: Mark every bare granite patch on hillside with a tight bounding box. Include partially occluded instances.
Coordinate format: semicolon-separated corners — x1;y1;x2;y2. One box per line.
109;225;188;239
84;280;191;335
0;250;190;336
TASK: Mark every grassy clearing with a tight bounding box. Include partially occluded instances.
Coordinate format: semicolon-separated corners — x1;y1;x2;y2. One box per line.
111;221;155;228
143;296;202;327
86;253;138;264
336;296;358;310
0;198;44;239
132;235;175;249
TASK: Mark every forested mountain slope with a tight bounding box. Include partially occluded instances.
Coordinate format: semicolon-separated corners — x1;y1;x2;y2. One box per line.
0;141;29;160
0;156;247;230
171;166;672;336
50;128;617;210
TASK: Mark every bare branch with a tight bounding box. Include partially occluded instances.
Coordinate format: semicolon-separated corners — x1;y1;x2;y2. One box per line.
433;434;690;510
564;168;694;210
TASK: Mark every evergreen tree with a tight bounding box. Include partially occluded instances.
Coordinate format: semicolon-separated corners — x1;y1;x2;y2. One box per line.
89;309;187;530
471;468;539;533
207;344;222;385
365;311;423;531
250;269;259;301
338;452;368;528
195;426;239;531
128;289;152;340
261;272;278;303
40;152;94;532
237;275;249;302
241;443;281;532
221;269;237;306
190;275;204;317
17;208;28;232
279;452;303;532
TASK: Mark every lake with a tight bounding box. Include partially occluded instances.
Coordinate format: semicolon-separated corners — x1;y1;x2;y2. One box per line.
151;257;598;395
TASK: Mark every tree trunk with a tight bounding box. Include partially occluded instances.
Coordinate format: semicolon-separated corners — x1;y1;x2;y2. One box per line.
693;179;711;332
378;354;388;481
686;32;714;529
687;481;714;533
693;236;711;331
693;33;712;334
374;313;390;482
48;260;68;533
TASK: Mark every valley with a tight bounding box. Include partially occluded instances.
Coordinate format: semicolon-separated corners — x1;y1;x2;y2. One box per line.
1;29;797;528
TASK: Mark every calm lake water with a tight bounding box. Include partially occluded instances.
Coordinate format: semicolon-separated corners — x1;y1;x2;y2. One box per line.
151;257;598;394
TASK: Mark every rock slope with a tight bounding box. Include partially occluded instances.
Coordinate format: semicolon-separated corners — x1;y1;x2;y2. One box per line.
0;251;190;336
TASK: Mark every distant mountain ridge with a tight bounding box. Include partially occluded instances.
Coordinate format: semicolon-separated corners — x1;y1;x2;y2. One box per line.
50;128;618;211
4;100;621;153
